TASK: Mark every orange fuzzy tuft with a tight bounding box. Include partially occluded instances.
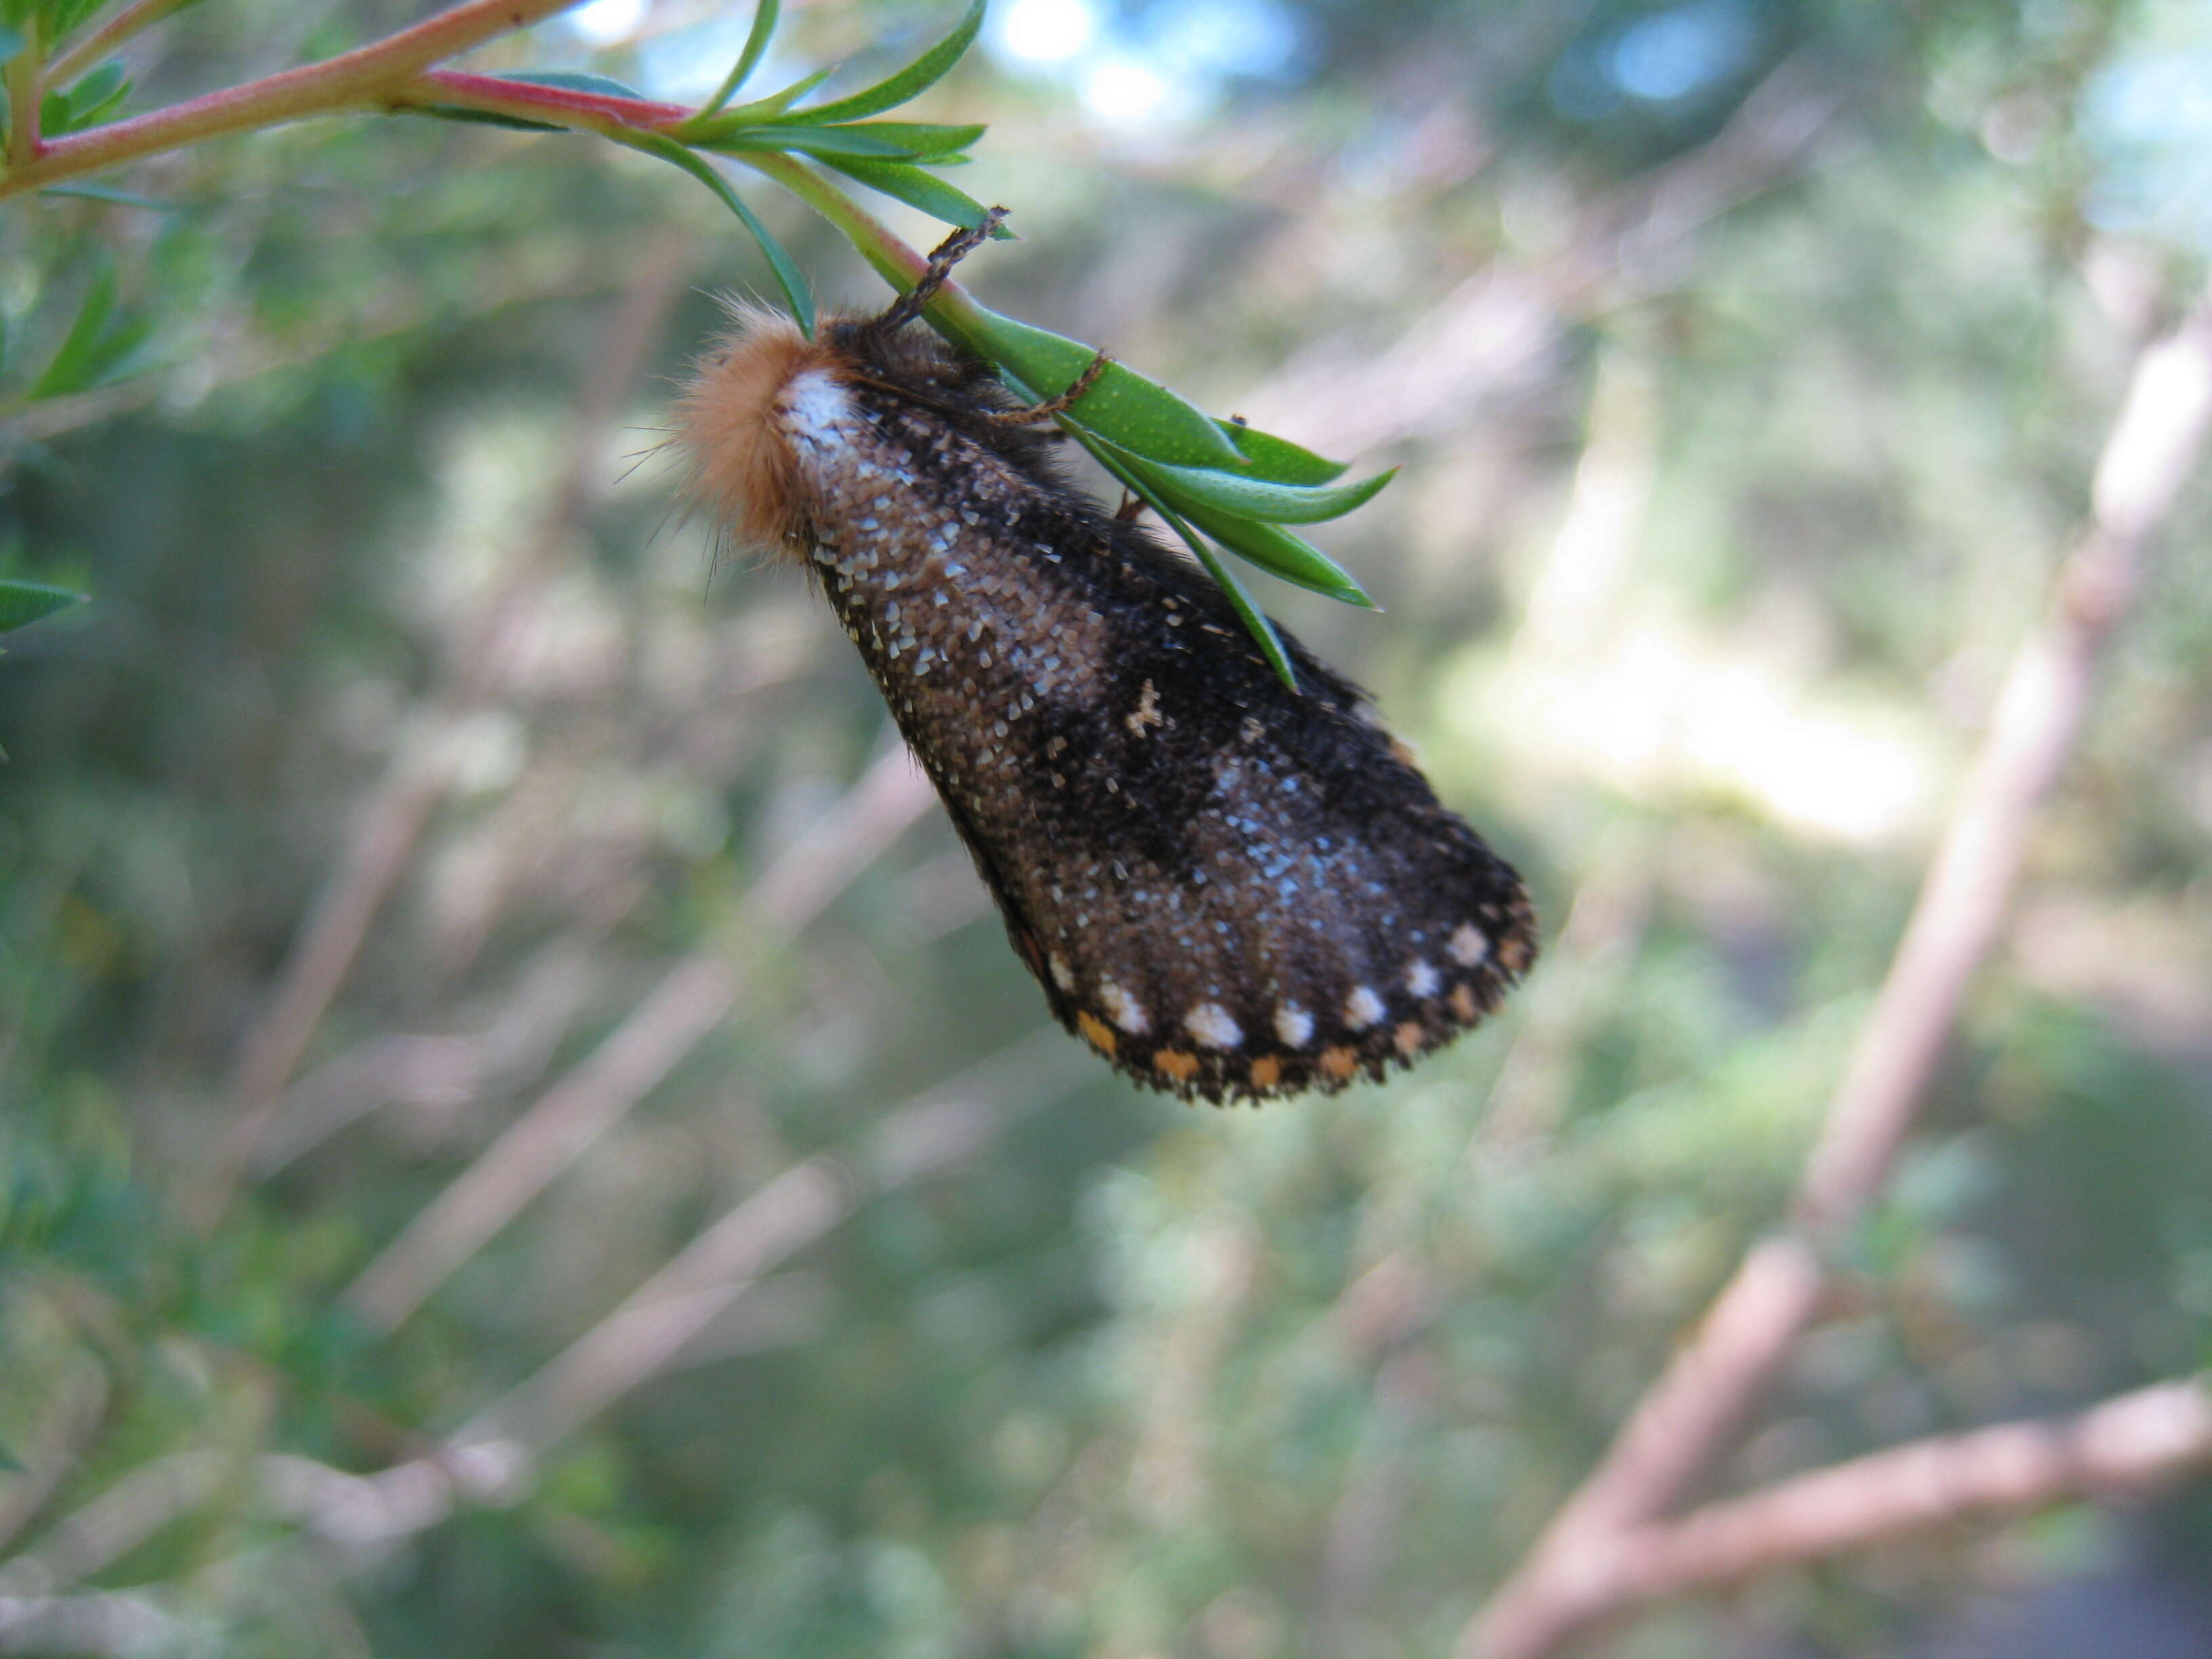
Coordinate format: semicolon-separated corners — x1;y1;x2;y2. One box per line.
677;302;850;554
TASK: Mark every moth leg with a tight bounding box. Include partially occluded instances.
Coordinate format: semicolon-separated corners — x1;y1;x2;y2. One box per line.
878;207;1010;333
985;350;1112;425
1114;491;1145;523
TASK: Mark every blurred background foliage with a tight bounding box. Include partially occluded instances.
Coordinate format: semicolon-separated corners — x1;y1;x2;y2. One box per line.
3;0;2212;1655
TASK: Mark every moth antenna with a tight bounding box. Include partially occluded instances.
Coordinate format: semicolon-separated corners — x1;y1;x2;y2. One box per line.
877;206;1011;333
985;348;1112;424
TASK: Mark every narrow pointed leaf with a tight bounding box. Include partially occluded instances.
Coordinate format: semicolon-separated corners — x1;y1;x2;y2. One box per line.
417;105;563;131
1180;506;1376;608
768;0;984;126
1081;436;1298;689
0;579;84;634
80;82;133;129
40;182;179;209
1174;518;1299;689
28;263;117;400
631;136;813;336
959;305;1248;470
705;65;835;126
698;0;779;118
832;120;985;156
78;312;154;388
1146;457;1395;525
708;125;930;159
819;157;1003;233
1218;419;1349;484
62;60;125;104
699;121;985;160
43;60;128;133
501;68;648;99
43;0;112;33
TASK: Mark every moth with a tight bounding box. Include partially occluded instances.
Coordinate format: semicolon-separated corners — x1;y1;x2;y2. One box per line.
678;236;1536;1103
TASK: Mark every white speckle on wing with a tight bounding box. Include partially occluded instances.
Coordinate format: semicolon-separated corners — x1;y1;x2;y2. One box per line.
1099;979;1149;1036
1185;1002;1242;1050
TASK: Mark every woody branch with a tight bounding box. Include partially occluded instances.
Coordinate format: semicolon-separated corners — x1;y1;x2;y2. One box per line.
1462;283;2212;1659
1583;1376;2212;1606
0;0;697;201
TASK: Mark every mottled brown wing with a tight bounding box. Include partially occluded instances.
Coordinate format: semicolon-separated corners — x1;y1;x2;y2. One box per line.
779;319;1536;1101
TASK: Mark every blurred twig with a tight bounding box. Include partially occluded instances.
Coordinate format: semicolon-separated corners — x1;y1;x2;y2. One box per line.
1462;286;2212;1659
253;1028;1088;1555
1568;1374;2212;1607
0;1361;108;1557
0;1451;232;1602
250;943;600;1176
192;237;693;1233
11;247;653;447
1243;53;1846;457
0;1589;176;1655
467;1027;1086;1452
342;742;940;1332
0;0;587;198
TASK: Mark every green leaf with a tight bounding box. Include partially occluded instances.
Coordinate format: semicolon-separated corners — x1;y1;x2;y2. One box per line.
28;262;116;400
0;579;83;635
708;124;929;159
830;120;985;157
1143;456;1395;525
630;135;813;337
499;68;648;100
40;182;180;209
698;0;779;119
818;157;1003;233
80;311;152;388
415;105;564;132
959;304;1248;470
1218;419;1349;485
703;65;835;127
41;60;129;135
768;0;983;126
1178;506;1376;607
0;26;24;69
707;119;987;159
1174;516;1298;689
1077;436;1298;688
416;69;651;129
37;0;110;34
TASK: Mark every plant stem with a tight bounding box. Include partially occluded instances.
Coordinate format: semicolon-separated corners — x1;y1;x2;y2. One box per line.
733;148;1031;370
45;0;192;90
0;0;583;201
739;149;933;295
6;21;42;167
405;68;687;131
